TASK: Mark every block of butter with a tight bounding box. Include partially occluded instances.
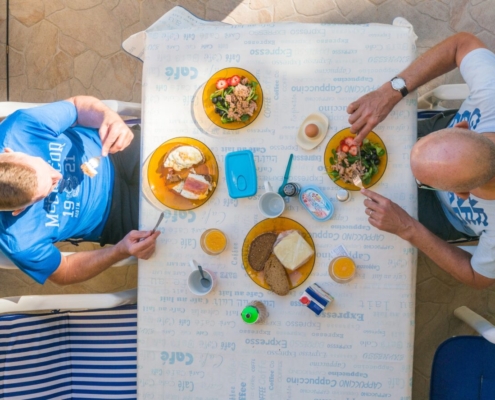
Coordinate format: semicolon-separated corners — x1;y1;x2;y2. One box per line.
273;231;314;271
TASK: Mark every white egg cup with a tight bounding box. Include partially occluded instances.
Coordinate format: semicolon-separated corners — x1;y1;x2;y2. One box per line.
296;112;330;150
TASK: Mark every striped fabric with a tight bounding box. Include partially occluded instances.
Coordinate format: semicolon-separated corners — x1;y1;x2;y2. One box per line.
0;304;137;400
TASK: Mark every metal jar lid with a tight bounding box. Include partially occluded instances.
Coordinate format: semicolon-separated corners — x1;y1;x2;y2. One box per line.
283;182;300;197
336;189;350;202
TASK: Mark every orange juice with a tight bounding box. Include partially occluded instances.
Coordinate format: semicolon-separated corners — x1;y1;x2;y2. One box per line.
329;256;356;283
200;229;227;255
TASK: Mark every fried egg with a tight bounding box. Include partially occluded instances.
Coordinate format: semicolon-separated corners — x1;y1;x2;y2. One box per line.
164;146;204;171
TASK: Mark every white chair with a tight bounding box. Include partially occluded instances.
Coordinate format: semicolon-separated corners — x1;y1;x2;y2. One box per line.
0;100;142;270
454;305;495;344
417;83;470;110
0;100;141;119
0;289;137;399
429;306;495;398
417;85;480;255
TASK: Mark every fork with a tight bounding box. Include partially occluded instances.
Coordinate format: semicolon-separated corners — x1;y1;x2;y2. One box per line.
352;143;364;189
351;170;364;189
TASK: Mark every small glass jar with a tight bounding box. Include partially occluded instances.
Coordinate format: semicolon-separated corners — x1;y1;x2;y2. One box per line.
200;229;228;255
328;256;356;283
336;189;350;203
283;182;301;197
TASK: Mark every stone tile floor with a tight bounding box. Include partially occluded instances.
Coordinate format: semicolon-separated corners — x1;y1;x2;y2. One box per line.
2;1;495;398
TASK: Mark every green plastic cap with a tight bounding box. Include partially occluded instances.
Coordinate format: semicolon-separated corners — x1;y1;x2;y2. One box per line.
241;306;259;324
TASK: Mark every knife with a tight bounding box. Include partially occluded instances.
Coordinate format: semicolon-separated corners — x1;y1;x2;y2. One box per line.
151;212;165;233
278;153;294;197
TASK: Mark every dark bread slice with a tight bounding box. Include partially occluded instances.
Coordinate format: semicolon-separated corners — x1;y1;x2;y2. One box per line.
248;232;277;271
264;254;290;296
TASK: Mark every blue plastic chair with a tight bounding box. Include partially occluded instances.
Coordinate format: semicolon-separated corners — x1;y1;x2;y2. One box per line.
430;306;495;399
430;336;495;399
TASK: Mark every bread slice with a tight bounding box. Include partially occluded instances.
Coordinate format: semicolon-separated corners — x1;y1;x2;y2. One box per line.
264;255;290;296
248;232;277;271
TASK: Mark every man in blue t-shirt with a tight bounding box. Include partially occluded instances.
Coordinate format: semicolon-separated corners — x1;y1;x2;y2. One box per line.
0;96;160;285
346;32;495;289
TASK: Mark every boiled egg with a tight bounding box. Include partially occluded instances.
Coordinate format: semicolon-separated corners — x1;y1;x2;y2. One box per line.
296;112;330;150
164;146;204;171
304;123;319;138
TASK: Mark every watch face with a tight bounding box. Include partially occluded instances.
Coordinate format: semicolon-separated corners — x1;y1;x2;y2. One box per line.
391;77;406;90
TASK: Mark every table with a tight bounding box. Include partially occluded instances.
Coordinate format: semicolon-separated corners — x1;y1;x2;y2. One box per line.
133;7;418;400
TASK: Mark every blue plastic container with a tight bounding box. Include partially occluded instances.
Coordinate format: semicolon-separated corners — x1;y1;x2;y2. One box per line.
225;150;257;199
299;185;334;222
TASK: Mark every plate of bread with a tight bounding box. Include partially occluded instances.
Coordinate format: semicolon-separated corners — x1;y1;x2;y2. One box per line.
241;217;316;295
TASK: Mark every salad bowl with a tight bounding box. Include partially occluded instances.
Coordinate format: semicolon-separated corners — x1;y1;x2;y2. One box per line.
202;67;263;130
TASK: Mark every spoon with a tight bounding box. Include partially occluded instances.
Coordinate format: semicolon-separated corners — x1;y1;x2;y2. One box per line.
81;156;101;178
197;265;211;288
278;153;294;197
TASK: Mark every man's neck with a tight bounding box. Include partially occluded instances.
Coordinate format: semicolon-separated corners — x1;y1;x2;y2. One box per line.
471;177;495;200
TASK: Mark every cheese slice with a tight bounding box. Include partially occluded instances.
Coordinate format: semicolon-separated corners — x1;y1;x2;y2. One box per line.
273;231;314;271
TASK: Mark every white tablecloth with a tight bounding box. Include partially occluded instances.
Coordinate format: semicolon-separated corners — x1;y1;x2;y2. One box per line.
134;7;418;400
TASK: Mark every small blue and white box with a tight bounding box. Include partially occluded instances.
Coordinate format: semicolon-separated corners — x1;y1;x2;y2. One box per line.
299;283;334;315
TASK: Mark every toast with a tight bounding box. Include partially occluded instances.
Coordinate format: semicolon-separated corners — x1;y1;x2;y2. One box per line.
248;232;277;271
264;254;290;296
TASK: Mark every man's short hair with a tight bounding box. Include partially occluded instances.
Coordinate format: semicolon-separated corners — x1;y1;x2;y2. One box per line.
0;161;37;210
451;133;495;192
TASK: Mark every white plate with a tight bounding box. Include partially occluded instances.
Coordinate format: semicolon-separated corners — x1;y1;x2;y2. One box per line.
296;112;329;150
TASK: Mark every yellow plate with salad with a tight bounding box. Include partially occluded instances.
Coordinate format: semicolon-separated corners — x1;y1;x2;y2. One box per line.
324;127;388;191
202;67;263;130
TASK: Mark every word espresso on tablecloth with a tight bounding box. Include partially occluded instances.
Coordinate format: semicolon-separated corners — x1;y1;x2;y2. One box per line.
132;6;417;400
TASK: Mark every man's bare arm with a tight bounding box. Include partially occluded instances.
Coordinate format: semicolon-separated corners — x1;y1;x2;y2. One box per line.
48;230;160;286
362;188;494;289
65;96;134;156
347;32;487;143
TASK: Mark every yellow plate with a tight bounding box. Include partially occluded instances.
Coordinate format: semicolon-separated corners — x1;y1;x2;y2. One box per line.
241;217;316;292
147;137;218;210
202;67;263;130
324;127;388;191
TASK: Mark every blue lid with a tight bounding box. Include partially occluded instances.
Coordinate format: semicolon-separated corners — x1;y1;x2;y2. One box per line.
225;150;257;198
299;185;334;221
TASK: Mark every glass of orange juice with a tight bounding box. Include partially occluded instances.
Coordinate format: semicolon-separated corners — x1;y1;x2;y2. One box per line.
328;256;356;283
200;229;228;255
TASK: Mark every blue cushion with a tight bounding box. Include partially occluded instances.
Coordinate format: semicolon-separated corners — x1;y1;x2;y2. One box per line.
430;336;495;399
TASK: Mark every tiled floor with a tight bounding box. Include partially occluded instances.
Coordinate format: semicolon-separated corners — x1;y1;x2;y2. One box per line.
2;1;495;398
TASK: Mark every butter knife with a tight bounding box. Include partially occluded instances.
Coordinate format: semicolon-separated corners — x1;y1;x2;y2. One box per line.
151;212;165;233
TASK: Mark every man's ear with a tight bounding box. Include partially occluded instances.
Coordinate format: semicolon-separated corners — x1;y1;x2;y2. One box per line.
12;208;26;217
454;121;469;129
453;192;470;200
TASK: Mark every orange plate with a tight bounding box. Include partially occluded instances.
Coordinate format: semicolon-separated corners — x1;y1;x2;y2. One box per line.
202;67;263;130
241;217;316;291
323;127;388;191
147;137;218;210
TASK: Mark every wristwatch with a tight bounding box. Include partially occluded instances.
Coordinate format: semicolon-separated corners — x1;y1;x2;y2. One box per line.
390;76;409;97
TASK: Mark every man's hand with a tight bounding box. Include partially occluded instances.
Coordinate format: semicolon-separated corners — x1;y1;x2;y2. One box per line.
361;188;415;239
99;110;134;156
116;230;161;260
346;85;401;144
67;96;134;156
49;230;161;286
